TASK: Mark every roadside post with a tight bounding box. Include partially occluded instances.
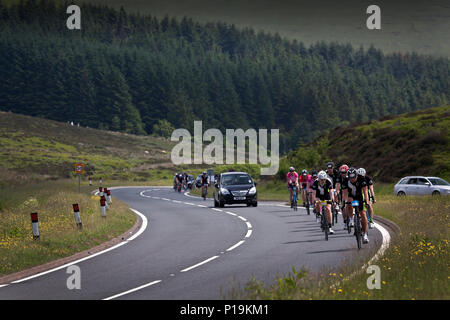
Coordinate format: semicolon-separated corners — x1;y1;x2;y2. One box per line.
99;177;103;186
74;163;85;193
88;176;92;186
106;189;112;204
100;196;106;217
72;204;82;229
31;212;40;240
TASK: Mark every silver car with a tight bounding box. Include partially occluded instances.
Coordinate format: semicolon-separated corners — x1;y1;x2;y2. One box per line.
394;176;450;196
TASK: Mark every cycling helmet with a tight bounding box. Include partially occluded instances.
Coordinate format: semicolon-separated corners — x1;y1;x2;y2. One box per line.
311;170;318;177
326;161;334;169
347;167;357;179
339;164;349;173
302;169;307;175
202;171;207;175
289;167;295;172
318;170;327;180
357;168;366;177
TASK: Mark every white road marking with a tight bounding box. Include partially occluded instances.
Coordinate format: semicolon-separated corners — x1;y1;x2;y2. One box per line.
226;240;245;252
184;202;195;206
211;208;222;212
103;280;162;300
367;222;391;266
197;205;207;208
180;256;220;273
238;216;247;222
245;229;253;238
246;221;252;229
225;211;237;216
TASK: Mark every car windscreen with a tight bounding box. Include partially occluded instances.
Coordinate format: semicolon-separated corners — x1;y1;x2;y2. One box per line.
221;174;252;186
428;178;450;186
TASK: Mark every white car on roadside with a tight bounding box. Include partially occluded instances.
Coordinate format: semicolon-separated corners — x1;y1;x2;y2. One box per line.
394;176;450;196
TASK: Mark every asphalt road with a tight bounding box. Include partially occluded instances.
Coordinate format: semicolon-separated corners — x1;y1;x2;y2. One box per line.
0;187;385;300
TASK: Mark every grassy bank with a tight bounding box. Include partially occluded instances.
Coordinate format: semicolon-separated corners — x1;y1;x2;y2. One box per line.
0;179;136;277
230;187;449;299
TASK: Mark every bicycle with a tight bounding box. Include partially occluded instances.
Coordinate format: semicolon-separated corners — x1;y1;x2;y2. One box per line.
350;200;363;250
291;185;298;211
318;200;331;241
304;190;310;215
201;184;208;200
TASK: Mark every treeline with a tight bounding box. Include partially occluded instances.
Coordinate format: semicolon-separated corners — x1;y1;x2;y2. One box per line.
0;0;449;152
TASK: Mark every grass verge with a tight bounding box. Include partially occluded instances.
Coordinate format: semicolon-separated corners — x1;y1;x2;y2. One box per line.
0;179;137;277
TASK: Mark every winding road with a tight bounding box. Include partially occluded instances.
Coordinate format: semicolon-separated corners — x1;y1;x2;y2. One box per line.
0;187;389;300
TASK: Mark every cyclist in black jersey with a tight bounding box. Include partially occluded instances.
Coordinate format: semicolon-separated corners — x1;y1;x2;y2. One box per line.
312;170;335;234
200;171;209;196
358;168;375;229
341;167;370;243
176;173;184;191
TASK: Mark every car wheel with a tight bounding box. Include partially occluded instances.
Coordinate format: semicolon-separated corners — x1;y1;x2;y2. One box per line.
219;201;225;208
252;202;258;207
432;190;441;196
397;191;406;196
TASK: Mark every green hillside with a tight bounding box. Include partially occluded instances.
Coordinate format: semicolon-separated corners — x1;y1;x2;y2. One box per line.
0;112;174;185
1;0;449;152
281;105;450;182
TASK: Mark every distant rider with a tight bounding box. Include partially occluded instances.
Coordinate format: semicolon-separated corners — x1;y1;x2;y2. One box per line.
286;167;299;207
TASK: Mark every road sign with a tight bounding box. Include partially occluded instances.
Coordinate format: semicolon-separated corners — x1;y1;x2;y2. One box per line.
74;163;85;174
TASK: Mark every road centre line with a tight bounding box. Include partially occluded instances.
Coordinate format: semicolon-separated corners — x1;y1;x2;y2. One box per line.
180;256;220;273
103;280;162;300
226;240;245;252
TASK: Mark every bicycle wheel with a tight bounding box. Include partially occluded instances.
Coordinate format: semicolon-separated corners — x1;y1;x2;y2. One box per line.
305;197;310;215
322;206;329;241
354;209;362;249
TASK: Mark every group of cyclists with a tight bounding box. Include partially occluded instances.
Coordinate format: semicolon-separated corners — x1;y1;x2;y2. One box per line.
286;161;376;245
174;171;209;198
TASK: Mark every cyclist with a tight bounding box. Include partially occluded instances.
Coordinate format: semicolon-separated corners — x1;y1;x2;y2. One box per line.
326;161;340;192
286;167;299;208
308;170;317;206
336;164;349;228
299;169;312;207
200;171;209;199
312;170;335;234
341;167;370;244
176;173;184;191
358;168;375;229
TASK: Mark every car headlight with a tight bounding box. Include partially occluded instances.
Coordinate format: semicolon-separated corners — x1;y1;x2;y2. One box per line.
220;188;230;195
248;187;257;195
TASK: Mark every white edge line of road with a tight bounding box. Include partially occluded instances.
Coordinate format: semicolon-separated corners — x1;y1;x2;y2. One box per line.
6;206;148;285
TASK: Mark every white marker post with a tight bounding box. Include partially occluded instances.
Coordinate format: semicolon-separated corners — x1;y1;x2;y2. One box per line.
31;212;40;240
106;189;112;204
100;196;106;217
88;177;92;186
102;190;109;210
99;177;102;186
72;204;82;229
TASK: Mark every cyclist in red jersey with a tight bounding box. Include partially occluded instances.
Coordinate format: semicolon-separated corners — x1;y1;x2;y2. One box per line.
299;169;312;207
